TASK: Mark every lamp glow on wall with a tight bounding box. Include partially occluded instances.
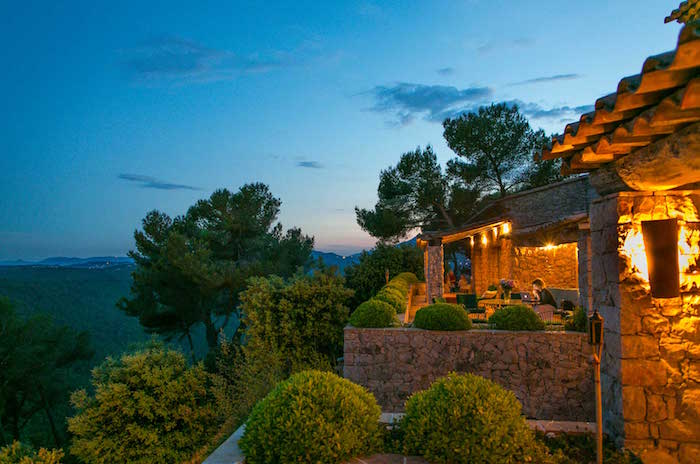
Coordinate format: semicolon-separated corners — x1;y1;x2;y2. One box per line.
481;233;488;246
502;222;510;235
641;218;680;298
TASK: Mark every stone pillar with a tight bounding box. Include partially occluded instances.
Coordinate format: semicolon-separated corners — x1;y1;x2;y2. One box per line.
590;191;700;464
425;238;444;303
577;224;593;312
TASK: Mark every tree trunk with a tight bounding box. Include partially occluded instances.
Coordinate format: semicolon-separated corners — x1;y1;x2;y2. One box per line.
38;387;61;447
185;330;197;364
433;202;455;228
204;318;218;351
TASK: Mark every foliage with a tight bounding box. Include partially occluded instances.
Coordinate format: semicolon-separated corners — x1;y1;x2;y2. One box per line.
0;297;93;448
67;342;219;464
402;373;553;463
413;303;471;331
239;370;382;464
374;286;406;313
0;442;63;464
240;270;353;373
488;305;545;331
356;146;483;241
349;299;396;328
443;103;561;197
539;432;641;464
344;243;423;309
119;184;313;358
564;307;588;332
211;270;354;425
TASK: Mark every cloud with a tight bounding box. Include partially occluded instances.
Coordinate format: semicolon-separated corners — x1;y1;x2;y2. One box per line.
476;37;534;54
366;82;493;125
436;67;456;76
118;173;201;190
296;160;324;169
508;73;582;86
122;36;317;84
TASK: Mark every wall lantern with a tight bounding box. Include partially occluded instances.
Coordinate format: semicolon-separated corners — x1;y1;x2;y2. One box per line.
588;309;604;347
502;223;510;235
493;227;498;238
588;308;604;464
469;236;474;247
641;218;680;298
481;233;488;246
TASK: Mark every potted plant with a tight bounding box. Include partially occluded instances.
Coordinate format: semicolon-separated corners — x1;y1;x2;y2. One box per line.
500;278;515;302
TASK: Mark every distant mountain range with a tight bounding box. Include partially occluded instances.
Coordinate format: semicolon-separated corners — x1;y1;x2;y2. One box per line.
1;237;418;272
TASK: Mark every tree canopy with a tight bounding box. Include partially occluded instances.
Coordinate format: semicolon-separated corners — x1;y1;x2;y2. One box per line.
0;297;93;448
118;183;314;359
357;104;563;241
443;102;554;197
355;146;482;242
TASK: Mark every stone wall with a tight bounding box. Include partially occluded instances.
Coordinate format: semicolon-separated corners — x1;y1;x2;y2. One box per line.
512;243;579;291
344;327;594;421
591;190;700;463
472;237;512;296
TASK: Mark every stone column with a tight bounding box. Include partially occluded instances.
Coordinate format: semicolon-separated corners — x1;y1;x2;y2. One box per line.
577;224;592;312
425;238;444;303
590;191;700;464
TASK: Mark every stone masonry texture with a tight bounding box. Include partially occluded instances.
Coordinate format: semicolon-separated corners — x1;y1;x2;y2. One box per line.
344;327;594;421
591;190;700;464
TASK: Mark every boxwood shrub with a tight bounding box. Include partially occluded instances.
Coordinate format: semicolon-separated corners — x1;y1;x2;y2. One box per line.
349;299;395;327
413;303;471;331
239;370;382;464
402;373;552;463
488;305;545;331
374;287;407;313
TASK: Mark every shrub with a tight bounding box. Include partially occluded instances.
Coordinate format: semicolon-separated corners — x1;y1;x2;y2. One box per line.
564;307;587;332
68;342;219;464
239;370;382;464
375;287;406;313
344;243;424;308
349;299;395;328
488;305;545;331
0;442;63;464
395;272;419;286
413;303;471;331
402;373;552;463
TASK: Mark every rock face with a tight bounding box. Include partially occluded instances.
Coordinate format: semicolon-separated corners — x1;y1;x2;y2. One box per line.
591;190;700;463
343;327;594;421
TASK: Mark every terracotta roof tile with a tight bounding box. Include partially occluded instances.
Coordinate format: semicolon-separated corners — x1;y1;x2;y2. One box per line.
542;21;700;174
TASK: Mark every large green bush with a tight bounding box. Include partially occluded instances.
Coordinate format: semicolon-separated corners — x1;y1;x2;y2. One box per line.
0;442;63;464
349;299;395;328
239;370;382;464
68;343;219;464
402;373;551;463
413;303;471;331
488;305;545;331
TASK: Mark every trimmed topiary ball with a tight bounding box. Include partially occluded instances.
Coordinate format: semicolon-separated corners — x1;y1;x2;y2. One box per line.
349;299;395;327
488;305;545;331
375;286;407;313
413;303;471;330
402;373;552;463
239;370;382;464
395;272;419;285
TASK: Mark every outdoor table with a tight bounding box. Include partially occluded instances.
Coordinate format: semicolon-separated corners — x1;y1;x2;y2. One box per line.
477;298;530;319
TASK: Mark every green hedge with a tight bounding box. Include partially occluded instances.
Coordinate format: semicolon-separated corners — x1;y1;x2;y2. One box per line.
402;373;552;463
349;299;395;328
488;305;545;331
239;370;382;464
413;303;471;331
0;442;63;464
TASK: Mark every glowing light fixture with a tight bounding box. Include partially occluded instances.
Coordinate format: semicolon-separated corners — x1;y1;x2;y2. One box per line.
493;227;498;238
469;236;474;247
502;223;510;234
641;219;680;298
544;243;555;250
481;233;488;246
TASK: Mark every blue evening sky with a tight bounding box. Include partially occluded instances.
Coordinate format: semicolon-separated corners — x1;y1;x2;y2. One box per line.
0;1;680;259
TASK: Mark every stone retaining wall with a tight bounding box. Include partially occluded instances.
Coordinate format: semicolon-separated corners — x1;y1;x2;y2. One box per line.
344;327;594;421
